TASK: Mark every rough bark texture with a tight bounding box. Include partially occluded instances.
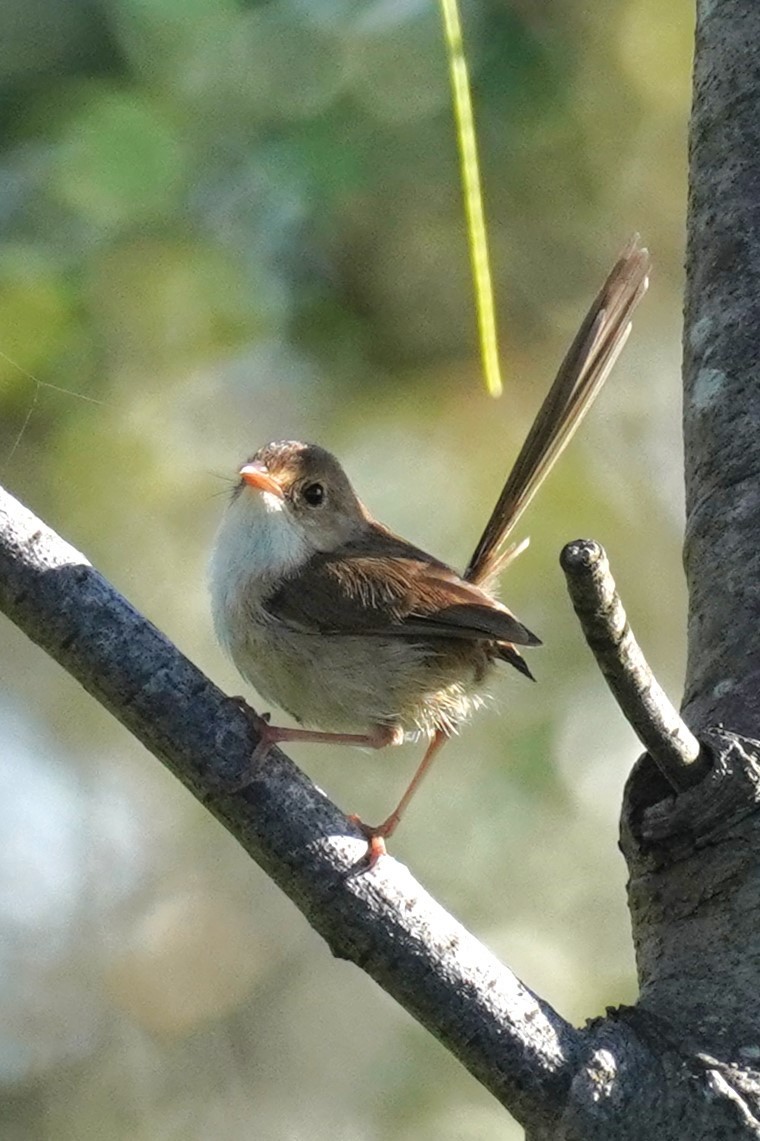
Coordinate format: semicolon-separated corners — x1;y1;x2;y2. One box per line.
591;0;760;1136
682;0;760;736
0;484;581;1134
537;3;760;1130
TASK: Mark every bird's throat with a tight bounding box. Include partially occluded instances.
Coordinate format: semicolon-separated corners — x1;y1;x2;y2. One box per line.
209;489;311;619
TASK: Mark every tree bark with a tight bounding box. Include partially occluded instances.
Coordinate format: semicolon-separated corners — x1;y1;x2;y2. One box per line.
593;1;760;1136
0;483;582;1133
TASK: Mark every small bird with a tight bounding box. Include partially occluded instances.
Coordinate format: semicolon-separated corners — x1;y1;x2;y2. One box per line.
210;239;650;870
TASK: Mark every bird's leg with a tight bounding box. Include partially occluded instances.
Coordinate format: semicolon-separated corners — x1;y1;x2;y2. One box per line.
250;717;402;764
227;699;403;790
348;728;450;874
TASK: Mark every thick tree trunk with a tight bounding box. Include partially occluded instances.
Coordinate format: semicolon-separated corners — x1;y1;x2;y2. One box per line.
552;1;760;1135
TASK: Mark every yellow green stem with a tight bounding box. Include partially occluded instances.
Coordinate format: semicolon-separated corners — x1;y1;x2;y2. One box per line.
439;0;503;397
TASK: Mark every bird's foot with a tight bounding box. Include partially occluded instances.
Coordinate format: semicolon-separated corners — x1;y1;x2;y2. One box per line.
227;694;269;720
224;700;278;790
344;812;400;877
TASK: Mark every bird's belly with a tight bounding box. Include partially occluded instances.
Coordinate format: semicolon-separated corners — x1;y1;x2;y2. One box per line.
229;618;491;738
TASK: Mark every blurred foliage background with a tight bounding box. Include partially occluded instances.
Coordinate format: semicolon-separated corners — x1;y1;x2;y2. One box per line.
0;0;692;1137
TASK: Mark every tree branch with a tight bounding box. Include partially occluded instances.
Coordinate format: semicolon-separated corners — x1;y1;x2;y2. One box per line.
560;539;709;791
0;481;582;1131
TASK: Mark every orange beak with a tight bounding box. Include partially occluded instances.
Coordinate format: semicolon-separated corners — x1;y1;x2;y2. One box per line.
239;463;284;499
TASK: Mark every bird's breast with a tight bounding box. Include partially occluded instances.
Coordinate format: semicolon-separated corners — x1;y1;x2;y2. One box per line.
210;496;499;736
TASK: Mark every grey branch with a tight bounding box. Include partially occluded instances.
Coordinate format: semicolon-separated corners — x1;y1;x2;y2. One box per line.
5;481;759;1137
560;539;709;790
0;481;581;1132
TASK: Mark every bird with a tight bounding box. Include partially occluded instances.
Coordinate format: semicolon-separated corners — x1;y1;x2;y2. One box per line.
209;238;650;870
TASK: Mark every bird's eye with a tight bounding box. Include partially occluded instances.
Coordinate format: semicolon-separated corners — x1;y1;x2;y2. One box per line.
302;482;325;506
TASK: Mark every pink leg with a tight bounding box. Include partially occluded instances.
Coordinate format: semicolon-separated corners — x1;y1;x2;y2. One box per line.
348;728;451;875
230;699;450;876
251;716;402;762
228;699;403;791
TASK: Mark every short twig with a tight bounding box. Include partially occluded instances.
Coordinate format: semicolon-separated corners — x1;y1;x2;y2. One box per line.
560;539;709;791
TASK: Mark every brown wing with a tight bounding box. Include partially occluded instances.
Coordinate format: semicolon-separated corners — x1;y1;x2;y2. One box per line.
263;528;540;648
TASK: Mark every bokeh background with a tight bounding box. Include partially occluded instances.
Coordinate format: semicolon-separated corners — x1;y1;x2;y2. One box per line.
0;0;692;1137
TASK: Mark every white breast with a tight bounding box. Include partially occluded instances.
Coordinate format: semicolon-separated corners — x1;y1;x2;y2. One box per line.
208;487;309;660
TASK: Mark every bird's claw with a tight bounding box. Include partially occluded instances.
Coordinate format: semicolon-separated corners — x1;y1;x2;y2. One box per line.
225;700;276;789
344;814;396;877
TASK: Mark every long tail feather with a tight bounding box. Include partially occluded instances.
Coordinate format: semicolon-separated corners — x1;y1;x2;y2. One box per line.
464;236;650;586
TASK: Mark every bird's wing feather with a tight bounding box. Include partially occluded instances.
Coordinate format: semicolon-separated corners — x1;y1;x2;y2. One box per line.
262;530;539;647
